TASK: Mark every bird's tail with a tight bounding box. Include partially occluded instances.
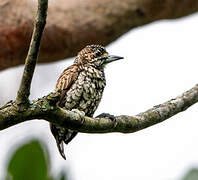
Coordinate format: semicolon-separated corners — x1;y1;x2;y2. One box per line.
50;123;78;160
50;123;66;160
63;130;78;144
56;140;66;160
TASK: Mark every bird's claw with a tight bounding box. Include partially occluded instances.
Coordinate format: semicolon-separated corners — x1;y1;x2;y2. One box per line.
96;113;118;128
71;109;85;123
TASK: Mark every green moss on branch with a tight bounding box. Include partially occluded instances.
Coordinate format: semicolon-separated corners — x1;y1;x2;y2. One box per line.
1;84;198;134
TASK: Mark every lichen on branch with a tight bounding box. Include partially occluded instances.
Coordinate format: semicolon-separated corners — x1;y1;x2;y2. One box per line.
0;84;198;133
0;0;198;135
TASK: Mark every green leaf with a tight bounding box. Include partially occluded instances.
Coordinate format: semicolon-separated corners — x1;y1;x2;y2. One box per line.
58;171;68;180
182;168;198;180
6;140;49;180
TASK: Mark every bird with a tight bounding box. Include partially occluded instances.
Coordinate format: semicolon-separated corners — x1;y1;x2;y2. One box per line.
50;44;123;159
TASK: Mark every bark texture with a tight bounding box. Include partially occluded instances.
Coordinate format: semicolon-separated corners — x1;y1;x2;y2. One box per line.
16;0;48;105
1;0;198;71
0;84;198;133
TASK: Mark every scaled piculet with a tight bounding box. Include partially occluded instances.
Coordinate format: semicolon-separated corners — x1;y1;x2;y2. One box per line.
50;45;123;159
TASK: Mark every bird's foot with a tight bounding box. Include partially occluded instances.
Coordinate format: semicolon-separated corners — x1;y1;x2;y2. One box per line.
96;113;118;128
71;109;85;123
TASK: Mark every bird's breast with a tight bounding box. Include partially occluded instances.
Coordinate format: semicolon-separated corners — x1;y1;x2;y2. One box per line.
65;68;106;116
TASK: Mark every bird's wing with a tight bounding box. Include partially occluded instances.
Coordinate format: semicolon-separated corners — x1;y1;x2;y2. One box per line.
55;64;80;107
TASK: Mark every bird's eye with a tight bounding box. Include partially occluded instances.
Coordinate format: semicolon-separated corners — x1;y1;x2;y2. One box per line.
95;51;101;56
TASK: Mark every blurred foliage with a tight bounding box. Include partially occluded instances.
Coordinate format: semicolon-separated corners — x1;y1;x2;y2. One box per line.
182;168;198;180
3;138;198;180
5;140;69;180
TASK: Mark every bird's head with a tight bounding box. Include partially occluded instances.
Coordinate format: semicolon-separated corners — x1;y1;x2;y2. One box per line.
74;45;123;69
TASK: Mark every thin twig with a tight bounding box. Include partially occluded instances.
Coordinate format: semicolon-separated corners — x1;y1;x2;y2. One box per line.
16;0;48;105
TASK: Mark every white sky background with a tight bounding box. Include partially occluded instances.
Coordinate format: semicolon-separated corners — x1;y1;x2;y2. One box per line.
0;13;198;180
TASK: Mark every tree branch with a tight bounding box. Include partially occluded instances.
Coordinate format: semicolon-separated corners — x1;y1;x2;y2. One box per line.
16;0;48;105
0;84;198;133
1;0;198;71
1;0;198;135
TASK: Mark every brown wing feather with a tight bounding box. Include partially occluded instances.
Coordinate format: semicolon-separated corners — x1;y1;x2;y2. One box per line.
50;64;80;159
56;65;79;107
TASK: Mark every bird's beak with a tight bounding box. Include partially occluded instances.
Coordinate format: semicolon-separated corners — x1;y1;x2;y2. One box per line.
104;55;124;64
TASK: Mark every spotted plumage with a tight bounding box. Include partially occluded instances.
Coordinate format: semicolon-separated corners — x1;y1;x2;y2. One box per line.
50;45;123;159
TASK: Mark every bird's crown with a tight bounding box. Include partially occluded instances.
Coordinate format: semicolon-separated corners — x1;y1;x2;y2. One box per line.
74;44;123;68
74;45;107;64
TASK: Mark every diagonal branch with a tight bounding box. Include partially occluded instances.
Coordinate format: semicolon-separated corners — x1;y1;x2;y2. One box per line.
16;0;48;105
0;0;198;135
1;0;198;71
0;84;197;133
